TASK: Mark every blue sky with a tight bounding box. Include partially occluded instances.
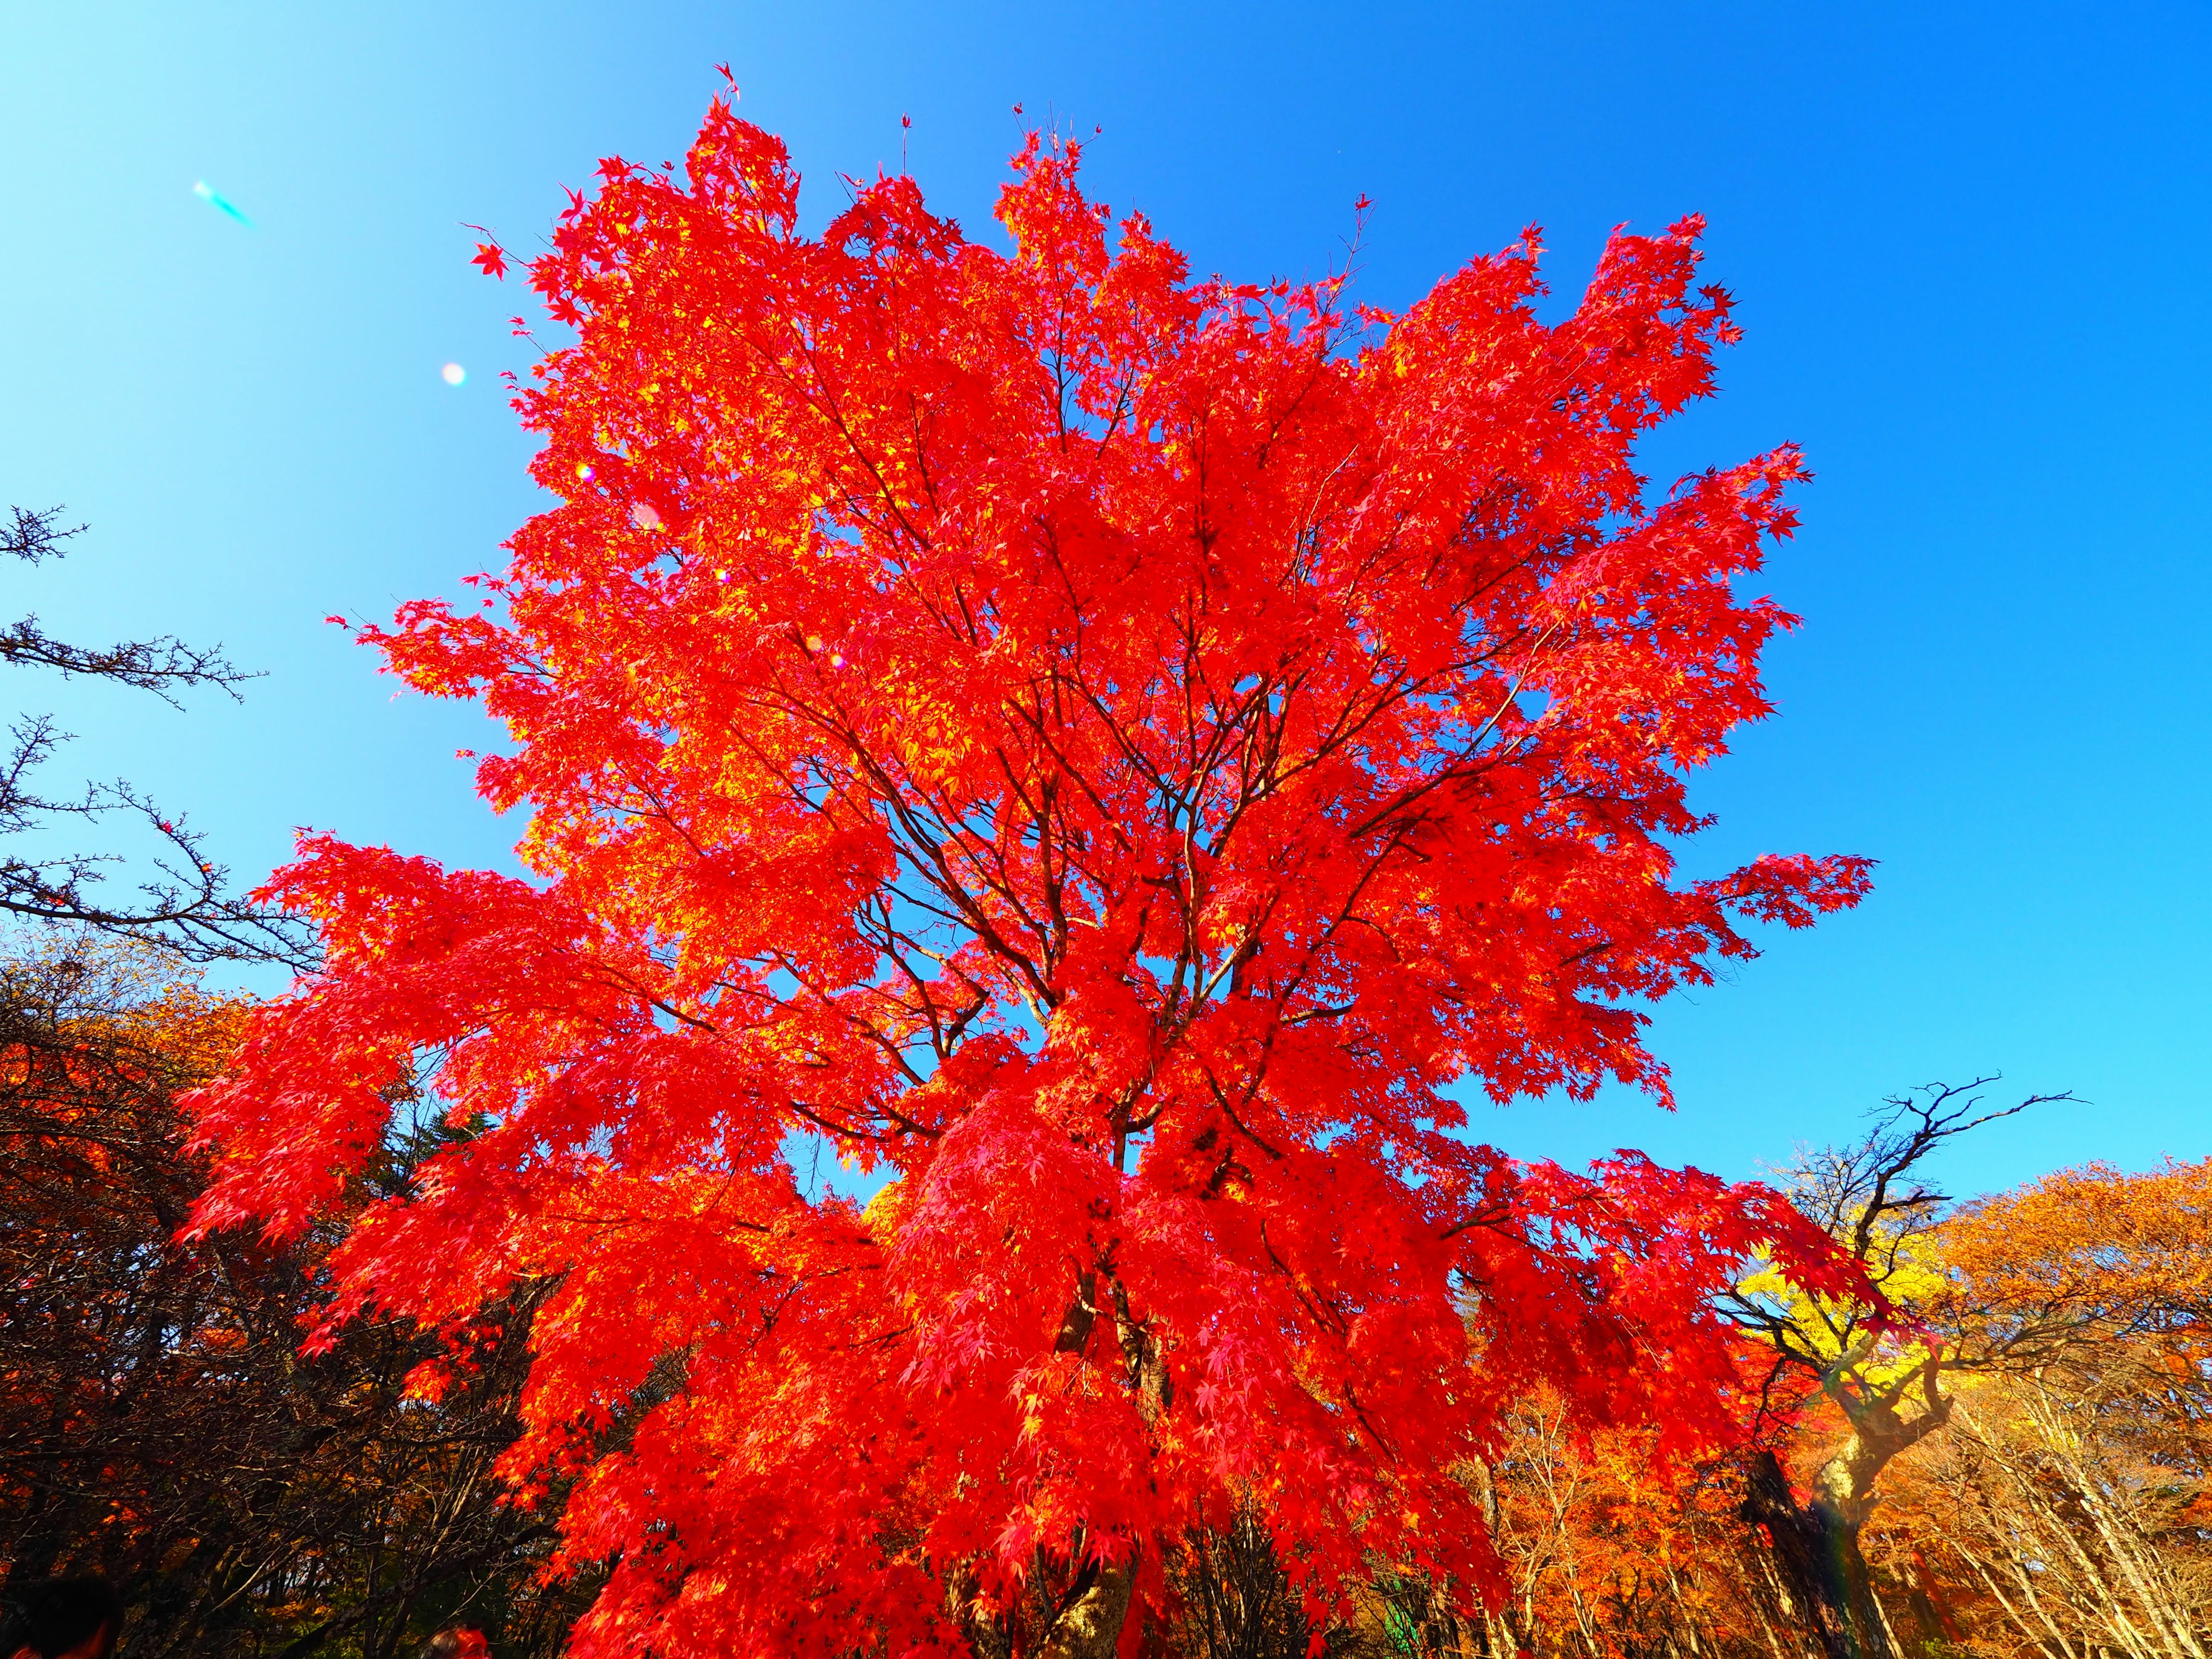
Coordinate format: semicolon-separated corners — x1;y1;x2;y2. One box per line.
2;2;2206;1199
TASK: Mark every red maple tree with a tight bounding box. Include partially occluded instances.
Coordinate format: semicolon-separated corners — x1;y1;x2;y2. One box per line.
189;97;1870;1657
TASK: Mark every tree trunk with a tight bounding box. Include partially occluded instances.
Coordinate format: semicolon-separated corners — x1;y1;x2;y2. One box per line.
1040;1555;1135;1659
1740;1449;1893;1659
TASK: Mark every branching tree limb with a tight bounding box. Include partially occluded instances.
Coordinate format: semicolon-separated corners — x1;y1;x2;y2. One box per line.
1;506;316;969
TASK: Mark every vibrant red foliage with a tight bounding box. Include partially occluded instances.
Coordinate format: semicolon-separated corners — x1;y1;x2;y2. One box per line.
189;99;1870;1657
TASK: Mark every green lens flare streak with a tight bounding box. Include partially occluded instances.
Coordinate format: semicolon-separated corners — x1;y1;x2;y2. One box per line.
192;181;253;226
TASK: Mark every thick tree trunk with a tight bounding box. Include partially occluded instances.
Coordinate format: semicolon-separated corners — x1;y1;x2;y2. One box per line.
1741;1449;1894;1659
1032;1267;1150;1659
1040;1556;1135;1659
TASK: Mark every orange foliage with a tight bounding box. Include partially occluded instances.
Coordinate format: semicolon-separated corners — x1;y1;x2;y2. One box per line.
1941;1157;2212;1343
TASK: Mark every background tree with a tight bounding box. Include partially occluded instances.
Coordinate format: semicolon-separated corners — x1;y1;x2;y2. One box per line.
2;505;312;969
1865;1156;2212;1656
1160;1509;1317;1659
190;97;1872;1658
0;934;587;1655
1463;1395;1793;1659
1722;1082;2098;1659
1870;1360;2212;1657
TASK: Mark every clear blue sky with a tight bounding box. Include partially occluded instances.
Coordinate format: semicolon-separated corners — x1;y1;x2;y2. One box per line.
3;2;2206;1199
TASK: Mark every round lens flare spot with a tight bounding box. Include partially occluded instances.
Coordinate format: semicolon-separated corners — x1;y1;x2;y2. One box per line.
576;463;596;482
630;502;665;532
441;362;467;386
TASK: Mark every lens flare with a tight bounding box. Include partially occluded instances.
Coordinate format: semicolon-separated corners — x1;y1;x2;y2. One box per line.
191;180;253;226
441;363;466;386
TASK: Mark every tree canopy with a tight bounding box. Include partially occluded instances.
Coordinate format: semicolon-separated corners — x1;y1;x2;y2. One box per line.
188;97;1871;1657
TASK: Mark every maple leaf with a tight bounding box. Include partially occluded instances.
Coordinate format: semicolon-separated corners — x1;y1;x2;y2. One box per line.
470;240;507;279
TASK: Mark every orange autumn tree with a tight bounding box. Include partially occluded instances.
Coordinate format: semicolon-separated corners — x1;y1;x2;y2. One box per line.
188;96;1872;1658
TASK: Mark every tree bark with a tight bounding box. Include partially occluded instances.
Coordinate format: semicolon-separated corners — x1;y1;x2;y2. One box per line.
1740;1449;1893;1659
1040;1555;1135;1659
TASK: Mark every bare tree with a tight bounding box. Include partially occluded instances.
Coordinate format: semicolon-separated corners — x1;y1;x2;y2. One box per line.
1;506;313;968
